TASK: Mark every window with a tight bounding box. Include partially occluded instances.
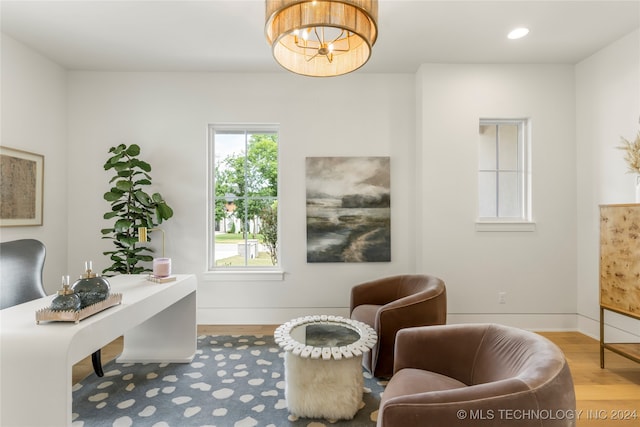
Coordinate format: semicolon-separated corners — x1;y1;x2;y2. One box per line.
208;125;279;270
478;119;532;227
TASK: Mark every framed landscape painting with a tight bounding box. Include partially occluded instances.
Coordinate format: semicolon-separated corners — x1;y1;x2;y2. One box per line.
0;146;44;226
306;156;391;263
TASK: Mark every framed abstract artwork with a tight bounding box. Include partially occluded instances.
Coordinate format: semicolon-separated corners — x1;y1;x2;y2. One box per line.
306;156;391;263
0;146;44;226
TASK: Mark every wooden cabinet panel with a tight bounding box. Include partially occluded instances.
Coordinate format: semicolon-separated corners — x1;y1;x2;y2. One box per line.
600;204;640;316
599;204;640;368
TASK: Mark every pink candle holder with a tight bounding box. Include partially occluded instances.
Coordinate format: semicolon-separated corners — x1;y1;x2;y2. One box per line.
152;258;171;278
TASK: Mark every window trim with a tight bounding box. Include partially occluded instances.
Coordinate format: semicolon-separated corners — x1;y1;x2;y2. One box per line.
477;118;533;231
202;270;285;282
475;221;536;232
207;123;282;273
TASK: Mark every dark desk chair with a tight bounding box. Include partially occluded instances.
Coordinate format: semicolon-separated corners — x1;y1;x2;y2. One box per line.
0;239;104;377
0;239;47;309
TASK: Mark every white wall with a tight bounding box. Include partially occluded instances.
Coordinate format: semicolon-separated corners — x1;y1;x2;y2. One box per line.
66;71;416;323
576;29;640;340
5;28;639;332
416;64;578;330
0;34;68;294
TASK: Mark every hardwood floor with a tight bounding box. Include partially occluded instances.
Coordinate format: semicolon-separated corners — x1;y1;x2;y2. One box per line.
73;329;639;426
537;332;640;426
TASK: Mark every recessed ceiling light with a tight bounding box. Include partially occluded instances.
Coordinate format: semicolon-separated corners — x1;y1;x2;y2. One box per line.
508;27;530;40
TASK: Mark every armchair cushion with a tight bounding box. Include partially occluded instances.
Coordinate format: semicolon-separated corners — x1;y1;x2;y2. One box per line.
386;368;467;396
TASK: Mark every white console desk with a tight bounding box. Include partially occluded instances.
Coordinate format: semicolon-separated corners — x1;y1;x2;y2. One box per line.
0;274;197;427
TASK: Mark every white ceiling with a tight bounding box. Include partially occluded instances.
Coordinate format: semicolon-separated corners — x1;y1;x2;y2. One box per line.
1;0;639;74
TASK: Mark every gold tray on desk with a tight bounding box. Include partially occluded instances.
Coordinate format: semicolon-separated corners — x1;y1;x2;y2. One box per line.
36;293;122;324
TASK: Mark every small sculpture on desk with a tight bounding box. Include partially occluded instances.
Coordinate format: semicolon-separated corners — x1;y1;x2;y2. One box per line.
50;275;81;312
72;261;111;308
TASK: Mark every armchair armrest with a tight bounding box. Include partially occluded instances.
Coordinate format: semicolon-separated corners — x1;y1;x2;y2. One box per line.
380;380;536;427
376;289;446;342
388;378;532;405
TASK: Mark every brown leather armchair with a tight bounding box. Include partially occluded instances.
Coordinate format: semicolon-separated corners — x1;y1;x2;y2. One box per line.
378;323;576;427
349;274;446;378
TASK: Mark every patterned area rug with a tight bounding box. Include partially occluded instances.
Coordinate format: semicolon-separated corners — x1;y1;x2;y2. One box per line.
72;335;386;427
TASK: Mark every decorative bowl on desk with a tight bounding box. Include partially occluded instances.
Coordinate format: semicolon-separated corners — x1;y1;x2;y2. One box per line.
71;261;110;308
50;275;82;312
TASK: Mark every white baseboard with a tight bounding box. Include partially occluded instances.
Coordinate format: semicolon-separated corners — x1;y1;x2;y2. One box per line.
198;308;577;330
197;307;351;325
446;313;578;331
197;309;640;342
578;313;640;341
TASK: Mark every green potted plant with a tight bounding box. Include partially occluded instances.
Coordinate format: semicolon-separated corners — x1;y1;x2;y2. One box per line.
101;143;174;275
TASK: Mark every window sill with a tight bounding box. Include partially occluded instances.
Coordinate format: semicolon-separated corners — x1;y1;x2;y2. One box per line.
475;221;536;232
203;270;285;282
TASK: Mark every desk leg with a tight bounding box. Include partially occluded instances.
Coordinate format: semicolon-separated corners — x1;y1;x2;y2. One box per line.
117;291;196;363
1;340;71;427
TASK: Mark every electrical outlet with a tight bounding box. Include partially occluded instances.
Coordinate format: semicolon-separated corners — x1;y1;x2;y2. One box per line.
498;292;507;304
